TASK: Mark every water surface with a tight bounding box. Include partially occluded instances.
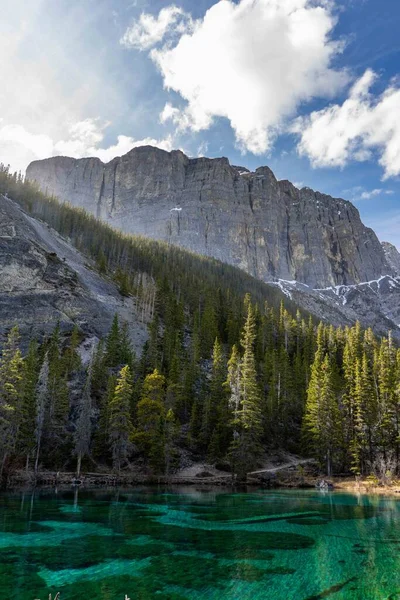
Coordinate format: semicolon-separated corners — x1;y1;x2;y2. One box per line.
1;487;400;599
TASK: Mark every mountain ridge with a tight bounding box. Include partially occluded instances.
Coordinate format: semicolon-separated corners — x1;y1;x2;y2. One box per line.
26;145;393;289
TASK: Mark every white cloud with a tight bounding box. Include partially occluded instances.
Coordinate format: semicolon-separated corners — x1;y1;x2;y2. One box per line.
196;141;209;157
121;6;192;50
294;70;400;179
359;188;394;200
342;185;395;201
0;119;175;172
128;0;348;155
93;134;175;163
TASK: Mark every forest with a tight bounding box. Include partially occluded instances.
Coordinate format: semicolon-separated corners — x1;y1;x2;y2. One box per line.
0;165;400;482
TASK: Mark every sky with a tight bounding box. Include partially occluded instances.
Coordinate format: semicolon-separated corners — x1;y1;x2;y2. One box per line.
1;0;400;246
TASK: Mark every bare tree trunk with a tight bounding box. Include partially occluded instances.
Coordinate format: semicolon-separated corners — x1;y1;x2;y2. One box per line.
76;453;82;478
34;440;41;474
0;453;7;483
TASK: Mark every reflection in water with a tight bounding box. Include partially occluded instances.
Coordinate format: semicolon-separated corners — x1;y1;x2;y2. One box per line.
0;488;400;599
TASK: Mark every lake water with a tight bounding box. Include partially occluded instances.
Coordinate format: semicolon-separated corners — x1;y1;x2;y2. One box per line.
1;487;400;599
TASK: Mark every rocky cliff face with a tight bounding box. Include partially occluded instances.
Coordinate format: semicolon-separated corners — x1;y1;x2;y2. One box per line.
26;146;392;289
382;242;400;276
0;194;147;349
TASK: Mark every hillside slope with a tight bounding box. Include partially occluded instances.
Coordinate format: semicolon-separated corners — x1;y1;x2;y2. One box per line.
0;194;148;349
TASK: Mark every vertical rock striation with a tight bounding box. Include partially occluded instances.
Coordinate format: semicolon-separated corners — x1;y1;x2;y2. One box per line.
26;146;392;288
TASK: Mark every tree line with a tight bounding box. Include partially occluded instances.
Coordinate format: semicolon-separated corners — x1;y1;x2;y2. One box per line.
1;307;399;482
0;164;399;481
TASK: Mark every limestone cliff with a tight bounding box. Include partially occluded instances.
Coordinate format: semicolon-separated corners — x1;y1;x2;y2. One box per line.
0;194;147;349
27;146;392;288
382;241;400;276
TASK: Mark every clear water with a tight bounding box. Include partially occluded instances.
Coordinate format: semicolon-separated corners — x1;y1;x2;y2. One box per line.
1;488;400;600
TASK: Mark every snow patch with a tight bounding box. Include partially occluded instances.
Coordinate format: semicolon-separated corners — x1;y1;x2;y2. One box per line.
170;207;182;212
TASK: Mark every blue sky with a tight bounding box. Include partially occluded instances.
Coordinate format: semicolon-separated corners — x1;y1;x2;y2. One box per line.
1;0;399;246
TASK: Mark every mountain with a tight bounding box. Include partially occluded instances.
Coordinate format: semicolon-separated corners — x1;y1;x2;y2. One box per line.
382;241;400;276
1;159;400;485
26;145;400;337
0;193;148;350
26;146;392;289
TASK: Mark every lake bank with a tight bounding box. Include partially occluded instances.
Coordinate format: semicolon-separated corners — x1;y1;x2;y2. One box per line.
6;467;400;498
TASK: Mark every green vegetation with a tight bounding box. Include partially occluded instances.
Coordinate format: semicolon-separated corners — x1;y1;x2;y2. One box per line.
0;165;400;481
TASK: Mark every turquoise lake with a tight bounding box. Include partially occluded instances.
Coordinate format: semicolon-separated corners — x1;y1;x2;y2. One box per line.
1;488;400;599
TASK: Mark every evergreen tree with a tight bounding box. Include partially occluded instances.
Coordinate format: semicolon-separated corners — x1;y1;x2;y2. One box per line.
133;369;166;472
201;338;229;459
18;340;39;470
228;299;263;481
63;325;81;375
94;373;116;463
163;408;180;477
34;354;50;473
105;314;121;368
108;365;133;471
303;353;341;475
0;327;24;477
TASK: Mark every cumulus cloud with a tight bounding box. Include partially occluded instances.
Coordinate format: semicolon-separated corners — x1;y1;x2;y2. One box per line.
345;187;394;201
0;118;175;172
358;188;394;200
294;70;400;179
126;0;348;155
121;6;193;50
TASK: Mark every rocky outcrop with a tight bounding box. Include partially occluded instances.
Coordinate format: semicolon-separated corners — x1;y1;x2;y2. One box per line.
0;194;147;349
26;146;392;289
273;276;400;340
382;242;400;276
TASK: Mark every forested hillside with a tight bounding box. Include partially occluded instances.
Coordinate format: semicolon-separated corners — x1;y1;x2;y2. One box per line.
0;165;399;482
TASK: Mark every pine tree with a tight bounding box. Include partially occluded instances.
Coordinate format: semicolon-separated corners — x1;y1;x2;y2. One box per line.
228;298;263;481
0;327;24;477
163;408;179;477
18;340;39;470
105;314;121;368
63;325;81;375
108;365;133;471
201;338;228;459
94;373;116;462
34;354;50;473
303;353;341;475
120;322;134;366
45;325;70;460
351;353;377;474
133;369;166;472
91;340;107;397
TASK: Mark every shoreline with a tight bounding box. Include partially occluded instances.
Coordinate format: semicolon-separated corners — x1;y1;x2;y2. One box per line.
5;469;400;497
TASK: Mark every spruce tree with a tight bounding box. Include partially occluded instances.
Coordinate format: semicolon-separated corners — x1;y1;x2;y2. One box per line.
108;365;133;471
202;338;229;459
63;325;81;375
228;298;263;481
303;353;341;475
18;340;39;471
34;354;50;474
0;327;24;477
105;314;121;368
133;369;166;472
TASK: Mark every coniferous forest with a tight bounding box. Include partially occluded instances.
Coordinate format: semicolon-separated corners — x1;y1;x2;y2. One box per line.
1;165;400;482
